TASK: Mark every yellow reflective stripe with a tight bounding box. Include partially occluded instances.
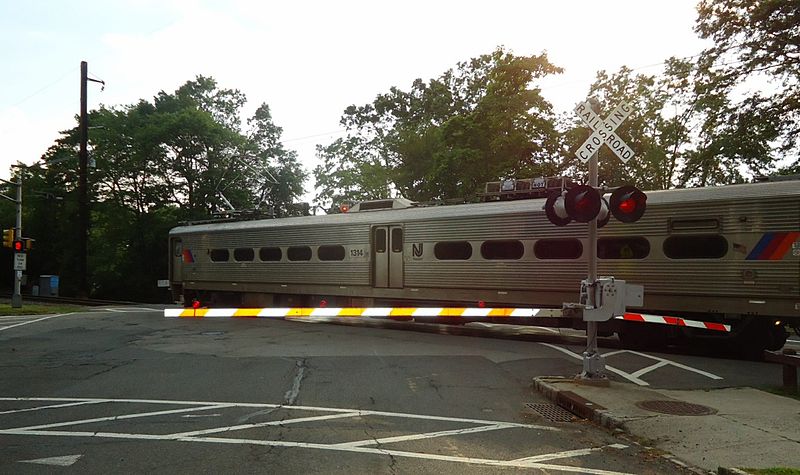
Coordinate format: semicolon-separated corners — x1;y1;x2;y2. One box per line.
233;309;261;317
441;308;466;317
337;308;366;317
181;309;208;317
487;308;513;317
390;308;417;316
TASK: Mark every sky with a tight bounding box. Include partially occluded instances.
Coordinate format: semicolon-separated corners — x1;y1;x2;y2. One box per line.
0;0;708;201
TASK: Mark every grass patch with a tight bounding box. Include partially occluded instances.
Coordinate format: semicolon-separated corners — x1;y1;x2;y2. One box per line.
760;386;800;402
741;469;800;475
0;302;83;316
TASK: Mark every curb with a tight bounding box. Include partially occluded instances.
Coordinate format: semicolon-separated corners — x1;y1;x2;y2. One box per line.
533;377;718;475
717;469;750;475
533;376;628;431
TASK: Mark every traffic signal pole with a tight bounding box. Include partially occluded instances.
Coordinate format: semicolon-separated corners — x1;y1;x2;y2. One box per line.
580;148;605;379
11;170;22;308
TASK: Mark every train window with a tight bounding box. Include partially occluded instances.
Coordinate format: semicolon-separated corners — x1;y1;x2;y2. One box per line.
259;247;282;261
597;237;650;259
233;248;254;262
534;239;582;259
391;228;403;253
287;246;312;261
434;241;472;260
481;240;524;260
374;229;387;253
663;235;728;259
318;245;345;261
209;249;229;262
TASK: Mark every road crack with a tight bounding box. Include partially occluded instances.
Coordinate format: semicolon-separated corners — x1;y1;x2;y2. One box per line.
284;358;307;406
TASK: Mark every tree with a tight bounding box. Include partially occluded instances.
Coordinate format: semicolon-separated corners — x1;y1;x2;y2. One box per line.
16;76;305;300
314;48;563;208
695;0;799;174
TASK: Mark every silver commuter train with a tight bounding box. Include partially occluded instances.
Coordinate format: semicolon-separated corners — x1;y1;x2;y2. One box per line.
168;178;800;354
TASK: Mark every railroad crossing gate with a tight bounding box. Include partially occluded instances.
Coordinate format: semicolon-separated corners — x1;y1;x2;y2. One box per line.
574;101;634;163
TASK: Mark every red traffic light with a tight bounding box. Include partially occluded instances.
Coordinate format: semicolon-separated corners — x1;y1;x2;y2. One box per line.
12;240;23;252
610;185;647;223
565;185;601;223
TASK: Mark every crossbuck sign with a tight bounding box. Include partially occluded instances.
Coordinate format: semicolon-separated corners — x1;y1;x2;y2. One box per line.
574;101;634;163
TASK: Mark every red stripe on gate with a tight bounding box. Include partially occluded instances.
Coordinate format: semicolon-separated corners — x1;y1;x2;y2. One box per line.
704;322;728;331
663;316;685;326
622;313;645;322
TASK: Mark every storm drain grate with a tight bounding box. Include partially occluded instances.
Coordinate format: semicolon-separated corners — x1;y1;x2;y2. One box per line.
635;400;717;416
526;403;576;422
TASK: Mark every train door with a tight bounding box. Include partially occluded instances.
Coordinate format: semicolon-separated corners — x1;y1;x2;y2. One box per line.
373;225;404;288
170;238;183;282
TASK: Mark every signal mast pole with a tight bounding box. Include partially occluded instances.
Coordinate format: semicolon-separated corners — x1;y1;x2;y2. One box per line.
580;97;605;380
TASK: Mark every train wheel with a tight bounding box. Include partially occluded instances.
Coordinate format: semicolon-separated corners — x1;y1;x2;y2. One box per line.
735;319;788;359
617;322;668;351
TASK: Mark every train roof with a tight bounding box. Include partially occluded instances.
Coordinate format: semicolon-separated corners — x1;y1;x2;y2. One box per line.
169;179;800;235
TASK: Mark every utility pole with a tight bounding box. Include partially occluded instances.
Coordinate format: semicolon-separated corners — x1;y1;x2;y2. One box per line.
78;61;88;298
78;61;104;298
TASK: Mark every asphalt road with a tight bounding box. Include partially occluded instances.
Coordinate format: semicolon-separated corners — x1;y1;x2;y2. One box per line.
0;307;790;474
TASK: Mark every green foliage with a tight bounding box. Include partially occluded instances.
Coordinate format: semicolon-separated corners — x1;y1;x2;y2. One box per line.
7;76;306;301
695;0;800;173
314;48;564;207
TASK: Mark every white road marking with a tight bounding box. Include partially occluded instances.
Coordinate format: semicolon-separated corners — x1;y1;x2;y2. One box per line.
19;454;82;466
0;400;105;415
539;343;650;386
540;344;725;384
0;313;71;333
332;423;513;447
618;350;723;380
630;361;669;379
99;307;160;313
510;443;628;464
181;414;222;418
0;397;634;474
1;429;635;474
167;411;362;438
0;397;559;430
7;404;233;431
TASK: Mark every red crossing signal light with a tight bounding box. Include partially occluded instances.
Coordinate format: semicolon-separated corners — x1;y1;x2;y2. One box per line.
13;240;24;252
609;185;647;223
565;185;601;223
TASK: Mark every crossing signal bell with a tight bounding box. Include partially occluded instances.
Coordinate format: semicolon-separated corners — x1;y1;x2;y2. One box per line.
544;185;646;226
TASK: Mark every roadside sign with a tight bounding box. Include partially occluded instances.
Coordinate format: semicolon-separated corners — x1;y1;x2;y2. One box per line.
574;101;634;163
14;253;26;271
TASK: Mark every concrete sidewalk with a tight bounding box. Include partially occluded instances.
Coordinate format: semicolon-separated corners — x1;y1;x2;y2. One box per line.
534;377;800;473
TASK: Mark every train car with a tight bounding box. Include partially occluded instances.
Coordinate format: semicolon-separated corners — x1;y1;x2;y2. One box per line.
168;178;800;355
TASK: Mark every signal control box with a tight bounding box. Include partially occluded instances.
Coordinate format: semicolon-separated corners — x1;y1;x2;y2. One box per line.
568;277;644;322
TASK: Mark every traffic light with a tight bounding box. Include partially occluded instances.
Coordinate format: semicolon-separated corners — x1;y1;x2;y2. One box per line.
544;184;646;226
609;185;647;223
2;228;14;248
13;240;24;253
564;185;601;223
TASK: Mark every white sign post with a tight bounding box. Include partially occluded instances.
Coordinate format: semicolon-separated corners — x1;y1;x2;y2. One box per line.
572;98;634;381
13;253;26;271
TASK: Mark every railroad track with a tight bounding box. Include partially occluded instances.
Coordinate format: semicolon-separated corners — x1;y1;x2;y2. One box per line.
1;293;145;307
